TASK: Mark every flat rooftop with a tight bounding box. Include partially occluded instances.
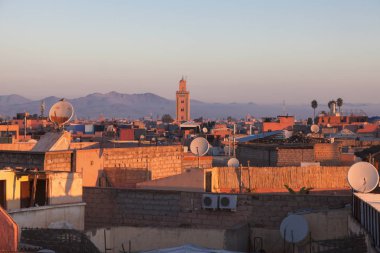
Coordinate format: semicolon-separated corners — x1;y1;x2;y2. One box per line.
354;193;380;212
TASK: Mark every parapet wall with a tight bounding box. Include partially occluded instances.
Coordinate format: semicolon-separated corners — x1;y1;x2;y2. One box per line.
0;206;18;251
77;145;183;187
83;187;351;231
210;166;350;193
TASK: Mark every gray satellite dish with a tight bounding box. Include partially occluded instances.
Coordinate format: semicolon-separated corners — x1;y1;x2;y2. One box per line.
202;127;208;134
347;162;379;193
310;124;320;133
190;137;209;157
228;158;240;168
280;214;309;243
48;99;74;127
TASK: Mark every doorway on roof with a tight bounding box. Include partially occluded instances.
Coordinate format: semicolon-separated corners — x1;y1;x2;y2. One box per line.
0;180;6;209
20;179;48;208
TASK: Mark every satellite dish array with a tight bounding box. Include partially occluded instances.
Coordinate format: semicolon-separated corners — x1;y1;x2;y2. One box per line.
48;99;74;130
280;161;379;250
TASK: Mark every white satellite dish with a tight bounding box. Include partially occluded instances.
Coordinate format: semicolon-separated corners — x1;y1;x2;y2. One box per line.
190;137;209;157
48;99;74;127
347;162;379;193
280;215;309;243
228;158;240;168
310;124;320;133
202;127;208;134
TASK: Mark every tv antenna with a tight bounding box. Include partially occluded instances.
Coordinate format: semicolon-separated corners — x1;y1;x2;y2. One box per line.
347;162;379;193
48;99;74;131
190;137;209;168
227;158;240;168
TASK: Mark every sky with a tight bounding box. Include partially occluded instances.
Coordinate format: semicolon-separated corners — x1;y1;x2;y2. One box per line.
0;0;379;104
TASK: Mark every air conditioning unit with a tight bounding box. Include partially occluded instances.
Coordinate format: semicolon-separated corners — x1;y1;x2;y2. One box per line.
219;194;238;211
202;194;219;210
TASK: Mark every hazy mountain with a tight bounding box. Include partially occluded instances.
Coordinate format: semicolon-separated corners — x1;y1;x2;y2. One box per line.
0;95;31;106
0;92;379;119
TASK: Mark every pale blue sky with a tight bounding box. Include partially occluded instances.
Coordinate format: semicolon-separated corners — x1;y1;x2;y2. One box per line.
0;0;379;104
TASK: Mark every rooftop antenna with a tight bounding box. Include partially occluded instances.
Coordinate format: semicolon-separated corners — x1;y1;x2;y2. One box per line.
347;162;379;193
280;214;309;253
282;100;286;115
48;99;74;132
190;137;209;168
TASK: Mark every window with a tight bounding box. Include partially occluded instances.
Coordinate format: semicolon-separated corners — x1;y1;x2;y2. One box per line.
181;108;184;112
181;100;184;104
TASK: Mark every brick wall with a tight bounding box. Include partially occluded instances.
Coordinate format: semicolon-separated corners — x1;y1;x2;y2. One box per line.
0;206;18;251
96;146;183;188
183;156;213;169
236;146;277;167
277;148;314;166
237;144;342;167
0;150;73;172
0;151;45;170
314;143;340;165
83;187;351;231
210;166;350;193
44;151;72;172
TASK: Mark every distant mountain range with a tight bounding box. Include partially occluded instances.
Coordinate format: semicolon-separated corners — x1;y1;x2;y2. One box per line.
0;92;379;120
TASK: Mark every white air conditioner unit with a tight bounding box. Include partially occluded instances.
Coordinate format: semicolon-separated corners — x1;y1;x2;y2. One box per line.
219;194;238;211
202;194;219;210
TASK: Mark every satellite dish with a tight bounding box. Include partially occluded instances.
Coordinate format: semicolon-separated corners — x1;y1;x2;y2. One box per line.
327;124;332;128
347;162;379;193
310;124;320;133
202;127;208;134
228;158;240;168
48;99;74;127
280;215;309;243
190;137;209;157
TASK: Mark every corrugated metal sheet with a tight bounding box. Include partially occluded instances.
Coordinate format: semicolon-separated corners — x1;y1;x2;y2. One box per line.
236;130;283;143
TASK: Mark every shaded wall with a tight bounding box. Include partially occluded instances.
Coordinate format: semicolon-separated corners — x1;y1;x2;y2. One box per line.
83;187;351;231
0;206;18;251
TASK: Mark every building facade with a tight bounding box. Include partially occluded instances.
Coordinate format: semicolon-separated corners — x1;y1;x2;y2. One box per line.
176;77;190;122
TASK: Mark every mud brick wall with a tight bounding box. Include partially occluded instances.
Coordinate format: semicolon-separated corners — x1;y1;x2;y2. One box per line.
210;166;350;193
236;146;277;167
83;187;351;230
0;151;45;170
314;143;341;165
44;151;73;172
276;148;314;166
182;156;213;169
102;146;183;187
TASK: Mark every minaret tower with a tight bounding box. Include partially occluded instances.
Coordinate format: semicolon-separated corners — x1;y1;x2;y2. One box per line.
176;76;190;122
